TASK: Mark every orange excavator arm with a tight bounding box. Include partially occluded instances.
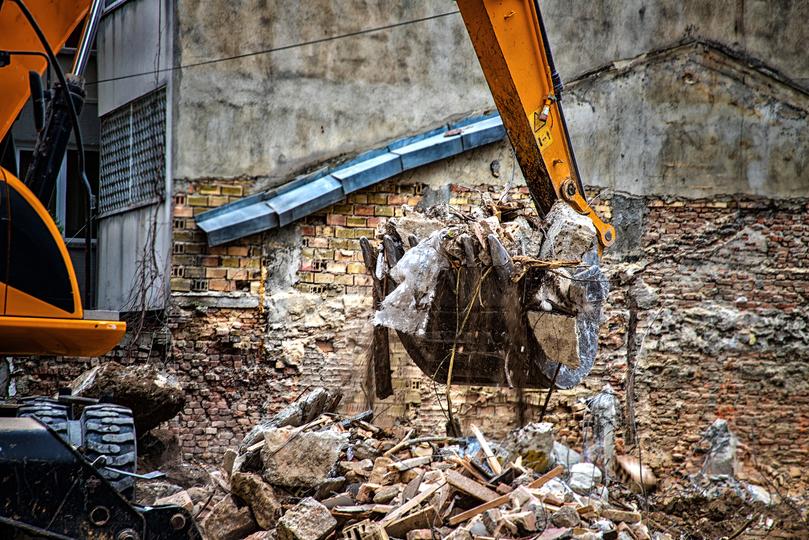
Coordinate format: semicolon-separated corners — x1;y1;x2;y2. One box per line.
457;0;615;249
0;0;89;141
0;0;125;356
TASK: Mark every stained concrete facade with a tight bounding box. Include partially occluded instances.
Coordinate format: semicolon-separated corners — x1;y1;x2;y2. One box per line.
171;0;809;199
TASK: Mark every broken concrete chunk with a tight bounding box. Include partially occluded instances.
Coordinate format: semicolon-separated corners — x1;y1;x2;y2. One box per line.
703;418;738;477
551;506;582;528
277;497;337;540
539;202;597;261
568;463;603;494
503;422;555;473
552;442;582;470
202;495;259;540
154;490;193;512
444;529;472;540
407;529;434;540
241;387;342;450
369;456;395;484
70;361;185;434
385;213;445;245
134;480;184;506
373;484;401;504
528;312;581;369
261;427;347;488
537;527;574;540
600;508;642;524
223;448;237;476
230;472;281;530
507;510;539;533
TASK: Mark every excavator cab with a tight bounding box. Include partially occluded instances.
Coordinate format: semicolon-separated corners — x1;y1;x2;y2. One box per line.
0;168;125;355
0;0;125;355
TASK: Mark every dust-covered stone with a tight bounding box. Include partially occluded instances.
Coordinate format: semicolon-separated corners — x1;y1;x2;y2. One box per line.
261;428;347;488
231;472;282;529
202;495;259;540
277;497;336;540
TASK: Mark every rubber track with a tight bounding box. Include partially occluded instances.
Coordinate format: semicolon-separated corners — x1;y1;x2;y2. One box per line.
18;400;69;438
81;404;137;498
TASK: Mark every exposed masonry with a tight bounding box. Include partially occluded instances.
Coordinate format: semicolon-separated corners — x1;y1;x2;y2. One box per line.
21;177;809;498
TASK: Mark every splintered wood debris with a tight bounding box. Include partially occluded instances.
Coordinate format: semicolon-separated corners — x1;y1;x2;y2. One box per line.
184;390;666;540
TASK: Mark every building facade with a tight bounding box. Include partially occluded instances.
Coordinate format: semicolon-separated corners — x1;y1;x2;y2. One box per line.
11;0;809;497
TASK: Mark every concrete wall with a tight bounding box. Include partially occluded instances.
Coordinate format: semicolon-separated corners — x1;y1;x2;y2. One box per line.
172;0;809;199
541;0;809;88
172;1;491;185
96;0;174;310
567;42;809;198
97;0;172;116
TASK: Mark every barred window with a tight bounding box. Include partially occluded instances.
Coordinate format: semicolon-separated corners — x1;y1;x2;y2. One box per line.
99;88;166;217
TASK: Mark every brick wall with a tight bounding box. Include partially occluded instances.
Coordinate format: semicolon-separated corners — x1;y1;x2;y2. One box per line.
165;182;809;495
18;177;809;496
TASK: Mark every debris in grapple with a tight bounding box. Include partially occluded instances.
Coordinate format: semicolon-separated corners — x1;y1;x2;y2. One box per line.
365;200;608;391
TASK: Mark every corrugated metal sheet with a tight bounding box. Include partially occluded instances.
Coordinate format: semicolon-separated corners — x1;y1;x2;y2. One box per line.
196;113;505;245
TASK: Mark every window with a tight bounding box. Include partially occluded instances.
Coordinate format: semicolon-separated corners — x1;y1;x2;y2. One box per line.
99;87;166;217
15;148;99;239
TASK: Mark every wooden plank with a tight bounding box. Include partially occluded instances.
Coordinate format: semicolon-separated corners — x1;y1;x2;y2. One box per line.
445;469;499;502
385;506;439;538
401;471;424;502
381;480;444;524
383;429;415;457
389;456;432;472
446;456;489;484
471;424;502;475
447;465;564;526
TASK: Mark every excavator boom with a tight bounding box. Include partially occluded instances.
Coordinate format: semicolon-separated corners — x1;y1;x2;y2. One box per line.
457;0;615;249
0;0;89;141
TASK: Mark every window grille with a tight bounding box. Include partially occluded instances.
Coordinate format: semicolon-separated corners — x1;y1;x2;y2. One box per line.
99;88;166;216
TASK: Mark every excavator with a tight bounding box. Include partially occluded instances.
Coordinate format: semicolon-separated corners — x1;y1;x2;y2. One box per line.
368;0;614;399
0;0;199;538
0;0;612;538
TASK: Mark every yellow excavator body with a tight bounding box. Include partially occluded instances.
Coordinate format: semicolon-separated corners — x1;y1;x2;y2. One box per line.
0;0;125;356
0;167;125;356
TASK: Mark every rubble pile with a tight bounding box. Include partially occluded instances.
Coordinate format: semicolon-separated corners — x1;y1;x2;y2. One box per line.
70;361;186;433
364;199;609;396
148;390;672;540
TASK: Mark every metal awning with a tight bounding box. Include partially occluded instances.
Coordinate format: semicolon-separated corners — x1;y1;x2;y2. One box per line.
196;113;505;246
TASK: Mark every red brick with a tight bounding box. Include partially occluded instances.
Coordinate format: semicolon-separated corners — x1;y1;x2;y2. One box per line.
327;214;346;226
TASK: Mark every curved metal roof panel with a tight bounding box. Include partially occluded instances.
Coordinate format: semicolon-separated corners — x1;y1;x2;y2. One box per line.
196;113;505;246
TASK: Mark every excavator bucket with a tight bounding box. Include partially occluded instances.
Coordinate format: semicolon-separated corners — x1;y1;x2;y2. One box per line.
368;201;608;392
367;0;614;394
